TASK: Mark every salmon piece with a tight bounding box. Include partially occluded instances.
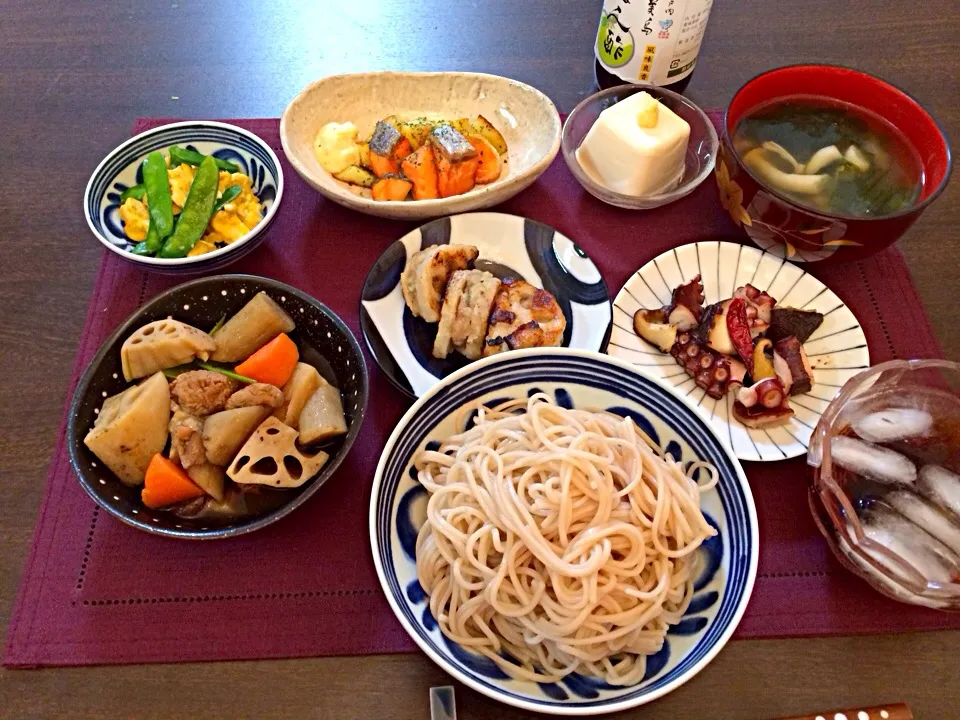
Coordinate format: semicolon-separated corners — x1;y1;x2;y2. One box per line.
436;154;479;198
401;145;440;200
468;134;502;184
371;176;412;201
369;120;403;156
428;125;477;162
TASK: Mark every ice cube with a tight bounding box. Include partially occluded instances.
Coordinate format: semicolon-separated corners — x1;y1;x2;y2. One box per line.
858;503;960;585
837;531;953;609
886;489;960;556
831;435;918;485
852;407;933;443
917;465;960;523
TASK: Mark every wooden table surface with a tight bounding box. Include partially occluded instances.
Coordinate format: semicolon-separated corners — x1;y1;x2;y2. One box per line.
1;1;958;717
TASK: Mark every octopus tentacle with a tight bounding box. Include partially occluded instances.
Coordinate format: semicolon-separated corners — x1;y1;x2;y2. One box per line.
670;332;745;399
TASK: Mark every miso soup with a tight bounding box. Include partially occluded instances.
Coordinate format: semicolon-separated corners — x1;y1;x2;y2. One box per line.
733;95;923;217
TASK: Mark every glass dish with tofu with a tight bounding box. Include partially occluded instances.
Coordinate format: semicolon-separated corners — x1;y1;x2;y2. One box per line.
67;275;368;538
313;114;508;202
562;84;718;209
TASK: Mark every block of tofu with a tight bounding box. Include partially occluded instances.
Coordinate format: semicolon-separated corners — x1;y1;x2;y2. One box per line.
575;91;690;197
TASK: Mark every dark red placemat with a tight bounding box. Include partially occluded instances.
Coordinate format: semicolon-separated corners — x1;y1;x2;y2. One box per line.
5;115;956;668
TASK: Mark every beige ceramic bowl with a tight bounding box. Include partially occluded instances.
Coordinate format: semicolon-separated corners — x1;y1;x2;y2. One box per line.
280;72;561;221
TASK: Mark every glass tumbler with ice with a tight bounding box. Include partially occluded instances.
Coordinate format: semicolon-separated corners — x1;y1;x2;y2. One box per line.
808;359;960;609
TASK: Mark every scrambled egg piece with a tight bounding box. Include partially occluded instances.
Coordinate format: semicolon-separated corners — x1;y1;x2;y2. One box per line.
218;171;263;228
199;171;264;247
118;198;149;241
187;239;217;257
167;163;196;211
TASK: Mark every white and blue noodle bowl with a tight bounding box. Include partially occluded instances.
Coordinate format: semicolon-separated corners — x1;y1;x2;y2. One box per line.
370;348;758;714
84;121;283;274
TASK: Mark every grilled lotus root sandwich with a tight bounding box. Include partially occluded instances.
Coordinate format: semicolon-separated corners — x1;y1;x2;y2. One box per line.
399;243;567;362
400;244;480;323
432;269;502;361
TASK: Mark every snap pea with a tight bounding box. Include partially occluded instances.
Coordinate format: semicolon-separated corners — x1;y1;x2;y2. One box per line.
119;184;146;203
162;361;255;384
131;222;161;255
157;156;219;258
208;314;227;335
143;151;174;240
169;145;240;173
213;185;242;213
196;362;255;385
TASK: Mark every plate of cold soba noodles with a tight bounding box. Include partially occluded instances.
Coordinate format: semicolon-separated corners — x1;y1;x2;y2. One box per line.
370;348;758;714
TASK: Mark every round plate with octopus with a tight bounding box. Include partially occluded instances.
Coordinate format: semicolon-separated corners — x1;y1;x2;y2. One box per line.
607;241;869;462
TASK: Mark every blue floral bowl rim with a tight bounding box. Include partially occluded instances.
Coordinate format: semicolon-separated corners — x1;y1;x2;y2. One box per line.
368;347;759;715
82;120;285;269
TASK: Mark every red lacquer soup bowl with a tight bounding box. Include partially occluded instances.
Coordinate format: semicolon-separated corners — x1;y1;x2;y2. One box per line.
717;65;951;264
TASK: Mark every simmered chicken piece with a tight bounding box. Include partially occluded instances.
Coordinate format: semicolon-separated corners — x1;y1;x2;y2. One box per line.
226;382;284;409
170;370;235;415
169;410;206;470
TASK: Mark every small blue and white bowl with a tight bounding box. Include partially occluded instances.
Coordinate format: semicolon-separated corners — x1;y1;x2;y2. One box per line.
370;348;758;715
84;121;283;274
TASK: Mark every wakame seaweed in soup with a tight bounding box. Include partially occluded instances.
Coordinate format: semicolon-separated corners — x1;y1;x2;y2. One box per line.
733;95;923;218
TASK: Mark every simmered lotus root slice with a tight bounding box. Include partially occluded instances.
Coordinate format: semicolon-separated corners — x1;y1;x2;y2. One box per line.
121;319;216;381
227;417;329;488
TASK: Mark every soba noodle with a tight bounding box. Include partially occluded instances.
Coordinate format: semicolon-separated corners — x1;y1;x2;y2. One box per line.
414;393;718;686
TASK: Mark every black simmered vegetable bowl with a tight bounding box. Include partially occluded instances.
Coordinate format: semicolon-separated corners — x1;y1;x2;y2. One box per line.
67;275;368;539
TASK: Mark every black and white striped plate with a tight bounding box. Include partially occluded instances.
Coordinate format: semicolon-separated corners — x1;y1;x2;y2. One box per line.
360;212;611;397
608;241;869;462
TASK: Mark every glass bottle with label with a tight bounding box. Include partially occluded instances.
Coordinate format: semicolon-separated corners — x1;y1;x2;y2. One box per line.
594;0;714;94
